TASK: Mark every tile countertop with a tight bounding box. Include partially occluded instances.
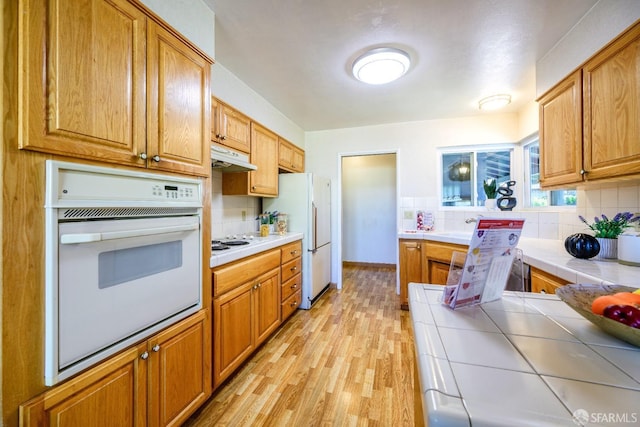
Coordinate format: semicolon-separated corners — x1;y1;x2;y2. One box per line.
398;231;640;287
409;284;640;427
210;232;304;268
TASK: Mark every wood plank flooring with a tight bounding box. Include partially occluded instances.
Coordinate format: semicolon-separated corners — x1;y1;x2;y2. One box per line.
184;264;416;426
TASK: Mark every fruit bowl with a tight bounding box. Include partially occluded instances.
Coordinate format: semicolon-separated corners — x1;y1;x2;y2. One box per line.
555;284;640;347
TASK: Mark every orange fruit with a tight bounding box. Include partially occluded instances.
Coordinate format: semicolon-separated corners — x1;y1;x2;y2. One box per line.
591;295;630;315
612;292;640;305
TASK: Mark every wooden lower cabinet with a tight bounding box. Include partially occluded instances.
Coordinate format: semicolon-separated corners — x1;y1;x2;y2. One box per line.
280;240;303;319
212;249;282;388
530;266;571;294
20;310;209;427
399;240;423;310
399;239;469;310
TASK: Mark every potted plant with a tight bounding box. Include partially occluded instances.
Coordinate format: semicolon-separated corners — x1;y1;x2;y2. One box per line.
578;212;640;259
483;178;497;210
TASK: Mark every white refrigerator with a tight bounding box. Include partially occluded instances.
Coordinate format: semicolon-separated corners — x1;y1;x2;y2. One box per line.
264;173;331;309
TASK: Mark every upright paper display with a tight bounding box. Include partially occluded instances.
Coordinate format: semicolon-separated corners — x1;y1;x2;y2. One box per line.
443;218;525;309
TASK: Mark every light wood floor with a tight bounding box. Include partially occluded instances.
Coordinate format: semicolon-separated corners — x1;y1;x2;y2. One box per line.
185;264;416;426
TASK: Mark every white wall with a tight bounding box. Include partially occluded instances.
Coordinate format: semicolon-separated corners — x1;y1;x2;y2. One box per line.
140;0;215;59
342;154;397;264
536;0;640;96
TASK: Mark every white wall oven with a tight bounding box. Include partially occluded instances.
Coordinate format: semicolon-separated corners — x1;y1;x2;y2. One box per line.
44;161;203;385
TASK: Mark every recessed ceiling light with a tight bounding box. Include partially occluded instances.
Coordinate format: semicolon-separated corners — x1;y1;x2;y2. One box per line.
352;48;411;85
478;94;512;111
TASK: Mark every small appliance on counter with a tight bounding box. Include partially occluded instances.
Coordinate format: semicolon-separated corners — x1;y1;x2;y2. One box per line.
618;234;640;266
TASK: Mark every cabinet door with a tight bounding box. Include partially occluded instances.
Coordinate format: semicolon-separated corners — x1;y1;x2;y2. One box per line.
282;289;302;321
583;23;640;180
147;310;208;427
20;344;147;427
213;283;254;387
530;267;570;294
399;240;422;310
254;268;281;345
278;138;305;173
249;123;279;196
218;104;251;153
428;261;451;286
538;70;584;188
19;0;147;166
291;146;305;172
147;22;211;177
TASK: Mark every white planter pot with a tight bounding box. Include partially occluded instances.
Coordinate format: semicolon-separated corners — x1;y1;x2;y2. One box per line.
485;199;497;210
618;234;640;266
595;237;618;260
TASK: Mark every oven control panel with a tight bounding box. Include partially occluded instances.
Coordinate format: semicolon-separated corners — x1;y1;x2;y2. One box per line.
151;184;197;201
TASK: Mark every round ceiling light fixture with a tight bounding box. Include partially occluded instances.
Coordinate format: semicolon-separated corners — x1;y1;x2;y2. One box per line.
478;94;512;111
352;47;411;85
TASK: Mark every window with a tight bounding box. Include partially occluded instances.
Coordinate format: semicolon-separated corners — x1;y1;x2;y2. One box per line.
523;136;576;207
441;147;513;207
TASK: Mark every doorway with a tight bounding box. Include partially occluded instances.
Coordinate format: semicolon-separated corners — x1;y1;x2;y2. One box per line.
340;153;397;270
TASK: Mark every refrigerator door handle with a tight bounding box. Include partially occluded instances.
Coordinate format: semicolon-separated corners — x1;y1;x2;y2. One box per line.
311;201;318;251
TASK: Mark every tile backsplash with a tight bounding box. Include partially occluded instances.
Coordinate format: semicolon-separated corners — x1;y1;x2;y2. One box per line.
210;169;261;238
400;182;640;240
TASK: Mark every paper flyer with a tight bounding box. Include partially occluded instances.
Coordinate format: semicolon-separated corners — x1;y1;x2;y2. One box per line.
443;218;525;309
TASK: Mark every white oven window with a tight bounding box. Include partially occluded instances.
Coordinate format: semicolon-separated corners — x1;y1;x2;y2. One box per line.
99;240;183;288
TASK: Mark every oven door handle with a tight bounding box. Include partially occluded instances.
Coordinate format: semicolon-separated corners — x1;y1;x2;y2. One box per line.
60;223;199;245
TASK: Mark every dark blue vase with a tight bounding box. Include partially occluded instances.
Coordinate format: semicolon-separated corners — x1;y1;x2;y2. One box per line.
564;233;600;259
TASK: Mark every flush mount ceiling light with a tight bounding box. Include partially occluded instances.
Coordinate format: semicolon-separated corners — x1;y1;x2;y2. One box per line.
352;47;411;85
478;94;512;111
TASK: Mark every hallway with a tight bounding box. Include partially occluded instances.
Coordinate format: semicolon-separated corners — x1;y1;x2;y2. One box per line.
185;264;415;426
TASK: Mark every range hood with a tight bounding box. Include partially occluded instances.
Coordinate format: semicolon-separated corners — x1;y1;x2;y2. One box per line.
211;143;257;172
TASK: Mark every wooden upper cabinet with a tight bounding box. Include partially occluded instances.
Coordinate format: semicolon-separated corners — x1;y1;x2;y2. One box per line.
212;100;252;154
583;22;640;180
538;20;640;188
278;138;305;173
19;0;212;176
19;0;147;165
222;122;279;196
147;21;211;176
538;70;584;187
250;123;279;196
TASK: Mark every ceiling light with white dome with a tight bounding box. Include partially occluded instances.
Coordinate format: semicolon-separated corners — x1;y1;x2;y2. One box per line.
352;47;411;85
478;94;512;111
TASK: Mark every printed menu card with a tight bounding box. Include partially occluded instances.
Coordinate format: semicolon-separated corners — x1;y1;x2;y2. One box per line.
443;218;525;309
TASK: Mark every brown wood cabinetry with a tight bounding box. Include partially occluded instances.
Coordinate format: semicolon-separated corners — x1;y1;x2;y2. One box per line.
20;310;209;427
211;98;252;154
212;249;281;388
398;239;469;310
19;0;211;177
222;122;279;197
278;138;305;173
538;21;640;188
530;267;571;294
399;240;423;310
281;240;303;319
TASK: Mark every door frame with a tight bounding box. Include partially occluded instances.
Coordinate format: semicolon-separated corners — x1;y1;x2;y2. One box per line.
335;149;399;291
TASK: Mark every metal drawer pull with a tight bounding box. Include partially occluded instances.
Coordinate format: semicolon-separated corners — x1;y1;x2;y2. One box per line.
152;344;160;352
60;223;198;244
290;266;297;272
291;283;298;289
140;351;149;360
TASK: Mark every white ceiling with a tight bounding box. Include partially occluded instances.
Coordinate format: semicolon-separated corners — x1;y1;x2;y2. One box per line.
204;0;598;131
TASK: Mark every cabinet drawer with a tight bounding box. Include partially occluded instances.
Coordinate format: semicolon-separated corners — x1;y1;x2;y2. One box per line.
281;240;302;264
281;289;301;320
281;257;302;283
424;241;468;263
281;273;301;301
213;250;280;296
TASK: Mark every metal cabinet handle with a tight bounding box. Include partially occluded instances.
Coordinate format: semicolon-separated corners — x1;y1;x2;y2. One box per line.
152;155;161;162
290;300;298;307
140;351;149;360
540;289;547;294
291;283;298;289
152;344;160;352
139;153;148;160
290;266;297;272
290;250;298;255
580;169;587;175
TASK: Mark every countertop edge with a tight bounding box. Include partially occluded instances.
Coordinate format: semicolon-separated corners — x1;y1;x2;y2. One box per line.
210;232;304;268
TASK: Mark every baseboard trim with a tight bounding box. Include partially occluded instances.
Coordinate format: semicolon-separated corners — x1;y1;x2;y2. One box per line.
342;261;396;270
